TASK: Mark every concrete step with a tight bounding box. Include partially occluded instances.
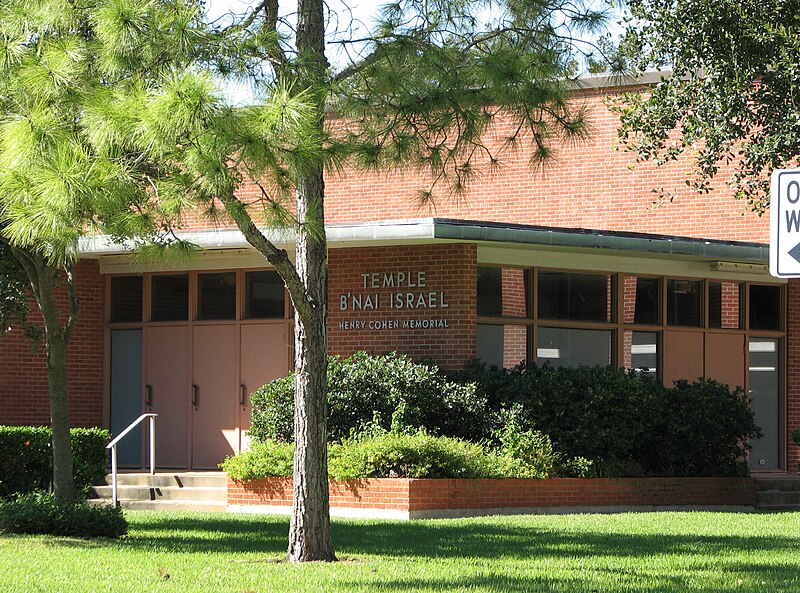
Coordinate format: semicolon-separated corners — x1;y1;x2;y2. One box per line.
101;472;227;489
90;472;229;512
756;478;800;492
91;484;227;502
757;491;800;506
90;498;226;513
758;505;800;513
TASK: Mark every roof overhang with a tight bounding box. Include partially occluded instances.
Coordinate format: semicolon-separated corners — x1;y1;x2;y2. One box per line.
79;217;768;263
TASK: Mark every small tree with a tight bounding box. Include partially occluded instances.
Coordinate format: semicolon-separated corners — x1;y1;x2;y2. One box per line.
0;0;312;501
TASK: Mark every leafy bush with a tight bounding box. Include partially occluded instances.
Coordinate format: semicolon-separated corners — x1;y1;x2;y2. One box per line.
638;379;762;477
456;362;660;476
224;421;584;481
456;363;759;477
0;492;127;538
493;411;592;479
0;426;111;498
791;428;800;448
250;351;488;443
328;428;496;479
220;440;294;481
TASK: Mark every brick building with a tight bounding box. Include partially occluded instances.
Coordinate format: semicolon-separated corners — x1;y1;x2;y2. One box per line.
1;74;796;474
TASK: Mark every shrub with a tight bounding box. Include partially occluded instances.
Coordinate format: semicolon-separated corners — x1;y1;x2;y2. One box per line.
328;429;496;479
223;422;582;481
0;492;128;538
791;428;800;448
492;411;592;479
221;440;294;481
639;379;761;477
457;362;659;476
250;351;489;443
0;426;111;498
456;363;759;477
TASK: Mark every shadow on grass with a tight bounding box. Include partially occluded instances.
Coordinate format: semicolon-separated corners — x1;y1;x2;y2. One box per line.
120;512;800;565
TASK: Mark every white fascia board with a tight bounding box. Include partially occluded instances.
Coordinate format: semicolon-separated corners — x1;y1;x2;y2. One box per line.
77;218;437;257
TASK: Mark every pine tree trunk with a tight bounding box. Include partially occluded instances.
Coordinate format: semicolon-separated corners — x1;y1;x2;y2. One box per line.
36;264;75;502
287;167;335;562
285;0;336;563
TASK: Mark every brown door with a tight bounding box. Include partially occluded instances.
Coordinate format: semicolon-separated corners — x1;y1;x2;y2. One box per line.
239;323;290;450
145;326;190;468
662;330;704;387
191;324;239;469
705;333;746;391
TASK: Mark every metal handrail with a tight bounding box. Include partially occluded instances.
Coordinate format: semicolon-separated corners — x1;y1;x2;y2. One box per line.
106;414;157;507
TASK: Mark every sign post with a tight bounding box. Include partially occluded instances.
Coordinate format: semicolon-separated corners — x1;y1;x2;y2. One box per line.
770;169;800;278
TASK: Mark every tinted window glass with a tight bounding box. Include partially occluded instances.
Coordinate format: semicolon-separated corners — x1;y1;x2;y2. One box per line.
749;285;782;330
634;277;660;325
477;267;502;316
198;272;237;320
110;276;143;323
536;327;612;367
667;279;702;327
245;271;284;319
477;324;528;369
151;274;189;322
538;272;611;322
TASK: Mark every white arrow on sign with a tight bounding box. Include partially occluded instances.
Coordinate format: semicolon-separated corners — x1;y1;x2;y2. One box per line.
770;169;800;277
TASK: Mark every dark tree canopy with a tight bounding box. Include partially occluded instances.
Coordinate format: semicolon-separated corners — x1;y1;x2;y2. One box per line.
616;0;800;213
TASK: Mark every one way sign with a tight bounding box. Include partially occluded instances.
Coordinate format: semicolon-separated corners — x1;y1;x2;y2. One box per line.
770;169;800;277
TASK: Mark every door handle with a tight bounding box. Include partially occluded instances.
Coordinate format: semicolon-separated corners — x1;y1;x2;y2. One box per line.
192;384;199;407
240;384;247;406
145;384;153;407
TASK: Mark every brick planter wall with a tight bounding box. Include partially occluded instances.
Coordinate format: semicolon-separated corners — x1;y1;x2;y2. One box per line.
228;477;758;520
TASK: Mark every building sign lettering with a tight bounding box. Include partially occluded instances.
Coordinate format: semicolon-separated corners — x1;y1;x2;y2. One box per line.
337;269;450;331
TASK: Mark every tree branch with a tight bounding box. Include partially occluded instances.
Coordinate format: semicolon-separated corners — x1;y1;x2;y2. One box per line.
218;192;314;324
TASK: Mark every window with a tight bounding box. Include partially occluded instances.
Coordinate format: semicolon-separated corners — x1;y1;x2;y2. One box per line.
536;327;612;367
110;276;143;323
245;271;285;319
749;284;782;331
197;272;236;320
477;324;528;369
667;279;702;326
633;277;660;325
151;274;189;322
626;330;658;376
477;267;529;318
538;272;612;322
709;281;742;329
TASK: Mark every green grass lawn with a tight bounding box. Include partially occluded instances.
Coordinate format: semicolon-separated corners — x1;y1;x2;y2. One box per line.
1;511;799;592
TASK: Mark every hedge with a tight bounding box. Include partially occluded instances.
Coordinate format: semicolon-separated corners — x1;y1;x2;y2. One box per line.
0;492;127;538
0;426;111;498
222;426;591;481
250;351;489;443
456;363;761;477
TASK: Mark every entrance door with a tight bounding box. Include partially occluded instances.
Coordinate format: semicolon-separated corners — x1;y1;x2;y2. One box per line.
110;329;142;466
192;325;238;468
145;326;190;468
749;338;781;470
240;323;290;450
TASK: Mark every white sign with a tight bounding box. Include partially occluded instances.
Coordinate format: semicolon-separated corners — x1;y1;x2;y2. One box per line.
770;169;800;277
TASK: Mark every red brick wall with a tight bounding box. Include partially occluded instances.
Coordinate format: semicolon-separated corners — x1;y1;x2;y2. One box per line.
173;89;769;245
228;476;758;512
0;259;104;428
787;279;800;472
228;477;412;511
328;244;476;370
